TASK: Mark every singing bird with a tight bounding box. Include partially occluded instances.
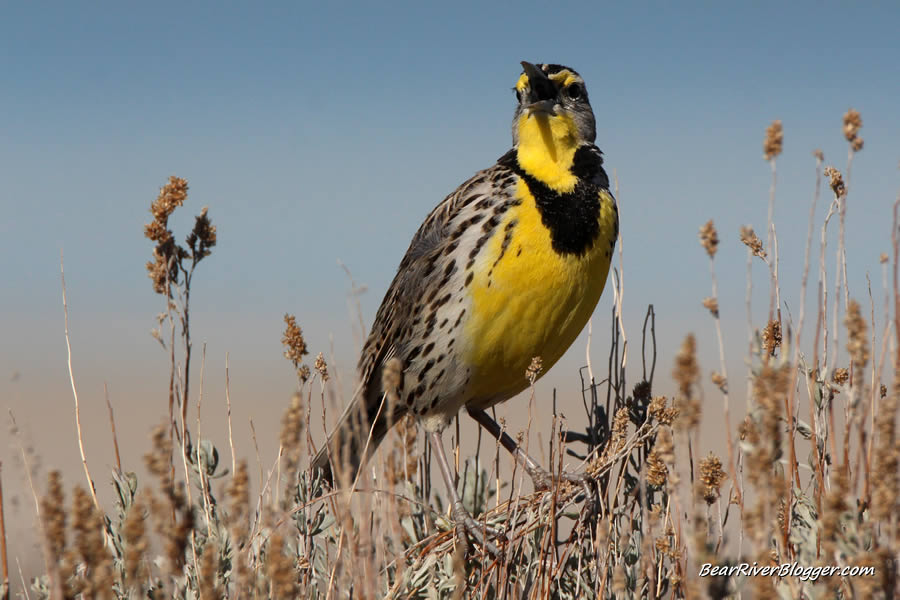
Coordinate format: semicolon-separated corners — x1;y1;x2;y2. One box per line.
312;61;618;551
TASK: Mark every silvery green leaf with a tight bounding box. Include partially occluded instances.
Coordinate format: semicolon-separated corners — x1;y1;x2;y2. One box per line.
401;515;420;543
308;513;335;537
198;438;219;476
435;514;453;532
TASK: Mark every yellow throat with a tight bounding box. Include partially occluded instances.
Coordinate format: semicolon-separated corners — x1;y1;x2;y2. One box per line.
515;111;580;194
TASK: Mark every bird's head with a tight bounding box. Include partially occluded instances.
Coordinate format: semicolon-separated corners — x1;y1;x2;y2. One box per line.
512;62;596;149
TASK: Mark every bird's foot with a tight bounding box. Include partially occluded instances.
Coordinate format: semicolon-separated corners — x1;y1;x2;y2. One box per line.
450;503;505;558
527;465;598;511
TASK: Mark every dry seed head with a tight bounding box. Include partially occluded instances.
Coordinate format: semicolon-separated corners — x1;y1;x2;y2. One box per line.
150;176;188;223
698;453;727;504
763;119;783;160
832;367;849;387
186;206;217;260
702;297;719;318
611;564;626;594
842;108;862;142
632;379;651;402
673;334;699;398
41;470;67;562
646;449;668;487
314;352;329;382
266;533;298;599
851;136;864;152
72;486;115;598
611;406;629;448
880;252;889;264
123;494;148;589
165;489;193;575
387;414;419;487
654;427;675;467
146;246;178;295
143;220;171;244
649;396;679;425
738;416;756;442
881;384;888;398
824;166;846;198
655;535;681;560
673;334;701;430
698;220;719;257
654;536;670;555
143;176;191;297
279;393;305;480
739;226;766;259
813;149;824;161
872;375;898;521
143;425;193;577
281;314;309;380
144;424;173;486
71;486;106;568
525;355;542;384
198;545;220;600
749;365;789;485
845;299;870;369
850;552;887;599
762;319;782;356
226;460;250;544
711;371;727;393
757;365;788;436
822;469;849;543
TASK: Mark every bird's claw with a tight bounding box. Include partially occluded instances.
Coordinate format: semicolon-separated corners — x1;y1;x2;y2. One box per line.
451;506;505;558
528;466;599;512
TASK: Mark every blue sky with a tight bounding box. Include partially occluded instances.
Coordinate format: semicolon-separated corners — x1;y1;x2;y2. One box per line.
1;2;898;521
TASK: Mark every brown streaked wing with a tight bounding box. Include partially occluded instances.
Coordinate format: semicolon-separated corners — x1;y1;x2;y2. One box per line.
354;162;514;412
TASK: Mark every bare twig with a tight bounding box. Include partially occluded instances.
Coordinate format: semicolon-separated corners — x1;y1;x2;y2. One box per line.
104;383;122;473
767;158;778;324
196;343;213;538
14;557;28;600
613;169;627;371
0;462;8;600
705;253;743;525
60;252;99;510
586;319;594;385
249;418;263;493
226;352;236;477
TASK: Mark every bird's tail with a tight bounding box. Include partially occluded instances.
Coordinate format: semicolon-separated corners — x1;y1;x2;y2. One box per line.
311;392;406;487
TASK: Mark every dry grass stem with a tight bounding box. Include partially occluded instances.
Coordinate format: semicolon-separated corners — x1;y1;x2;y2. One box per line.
60;253;100;510
0;463;7;600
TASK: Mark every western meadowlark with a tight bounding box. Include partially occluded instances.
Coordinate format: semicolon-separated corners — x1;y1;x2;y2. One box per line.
312;61;618;552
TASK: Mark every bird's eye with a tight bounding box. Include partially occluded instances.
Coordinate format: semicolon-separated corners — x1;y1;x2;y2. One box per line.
564;83;583;100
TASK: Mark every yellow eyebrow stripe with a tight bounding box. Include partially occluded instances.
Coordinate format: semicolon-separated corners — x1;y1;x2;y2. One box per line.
515;73;529;92
548;70;581;88
516;69;583;92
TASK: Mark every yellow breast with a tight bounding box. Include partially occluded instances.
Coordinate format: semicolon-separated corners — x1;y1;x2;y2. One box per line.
463;180;617;402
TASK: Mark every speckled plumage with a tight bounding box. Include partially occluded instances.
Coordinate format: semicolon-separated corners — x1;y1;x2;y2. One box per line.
313;63;618;488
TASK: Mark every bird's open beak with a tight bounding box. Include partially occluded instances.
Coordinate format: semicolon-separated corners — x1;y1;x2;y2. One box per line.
520;61;557;116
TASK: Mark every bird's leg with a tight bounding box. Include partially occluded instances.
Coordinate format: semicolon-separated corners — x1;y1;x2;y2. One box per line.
428;430;504;556
466;407;596;503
